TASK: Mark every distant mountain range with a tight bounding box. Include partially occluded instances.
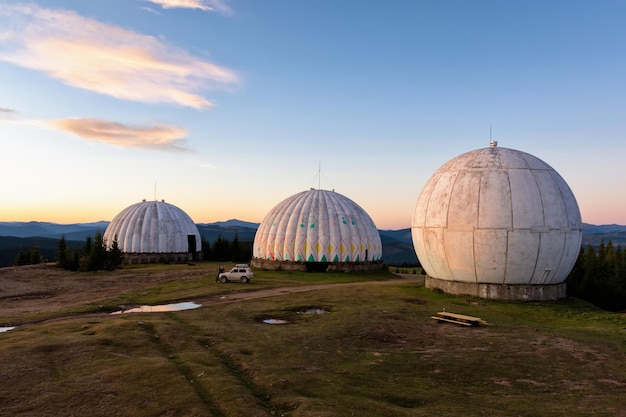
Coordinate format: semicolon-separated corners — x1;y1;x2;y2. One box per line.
1;221;624;268
0;221;111;241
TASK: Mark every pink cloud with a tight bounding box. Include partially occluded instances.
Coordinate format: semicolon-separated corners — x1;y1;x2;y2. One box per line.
52;118;190;151
143;0;231;13
0;4;238;109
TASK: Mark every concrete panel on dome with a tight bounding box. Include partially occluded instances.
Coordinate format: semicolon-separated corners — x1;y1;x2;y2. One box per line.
448;171;480;227
498;148;533;169
535;170;569;228
552;172;582;227
425;170;459;227
509;169;544;228
447;151;478;171
558;231;583;283
504;230;540;284
412;228;435;275
530;232;565;284
473;147;501;169
478;171;512;229
519;152;552;170
443;229;476;282
474;229;507;283
413;171;442;227
420;228;450;279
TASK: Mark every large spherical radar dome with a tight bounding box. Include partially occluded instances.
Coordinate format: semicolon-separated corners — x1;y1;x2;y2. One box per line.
252;189;383;272
411;143;582;300
104;200;201;264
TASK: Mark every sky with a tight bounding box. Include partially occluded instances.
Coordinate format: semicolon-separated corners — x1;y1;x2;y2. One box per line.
1;0;626;230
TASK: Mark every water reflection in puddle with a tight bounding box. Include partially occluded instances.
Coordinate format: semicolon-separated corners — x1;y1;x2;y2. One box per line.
262;319;289;325
111;302;201;315
0;326;16;333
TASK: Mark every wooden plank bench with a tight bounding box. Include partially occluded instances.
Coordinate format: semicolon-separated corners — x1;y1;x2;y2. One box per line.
431;311;483;326
431;315;473;326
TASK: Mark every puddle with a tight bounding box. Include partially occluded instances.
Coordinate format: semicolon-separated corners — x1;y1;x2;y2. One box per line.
262;319;289;325
0;326;16;333
111;302;201;315
298;308;328;315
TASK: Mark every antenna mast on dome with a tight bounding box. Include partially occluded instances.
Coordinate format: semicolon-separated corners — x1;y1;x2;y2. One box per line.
489;123;497;147
318;162;321;190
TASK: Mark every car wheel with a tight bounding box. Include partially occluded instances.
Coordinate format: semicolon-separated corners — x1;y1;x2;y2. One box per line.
220;276;228;283
240;276;249;283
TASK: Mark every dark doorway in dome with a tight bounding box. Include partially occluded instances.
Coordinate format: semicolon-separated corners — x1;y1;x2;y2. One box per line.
187;235;197;260
305;262;329;272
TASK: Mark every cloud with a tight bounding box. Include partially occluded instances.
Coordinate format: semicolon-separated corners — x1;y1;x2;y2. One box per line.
51;118;190;151
0;4;238;109
142;0;231;13
0;107;16;115
0;107;19;121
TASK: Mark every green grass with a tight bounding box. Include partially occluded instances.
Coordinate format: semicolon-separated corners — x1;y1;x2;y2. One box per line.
1;264;625;416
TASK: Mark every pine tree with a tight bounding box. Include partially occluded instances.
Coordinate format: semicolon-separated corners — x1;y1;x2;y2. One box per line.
29;243;42;264
14;249;28;266
71;248;80;271
567;241;626;311
212;235;230;261
566;247;585;296
56;235;70;269
83;236;92;257
79;236;93;271
107;235;123;270
231;233;241;261
89;232;107;271
201;237;211;261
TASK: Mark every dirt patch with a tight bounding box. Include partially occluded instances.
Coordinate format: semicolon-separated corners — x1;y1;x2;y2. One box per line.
0;263;206;321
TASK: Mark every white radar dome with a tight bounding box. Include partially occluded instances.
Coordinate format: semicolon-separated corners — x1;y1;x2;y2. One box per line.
411;143;582;300
252;189;383;272
104;200;201;263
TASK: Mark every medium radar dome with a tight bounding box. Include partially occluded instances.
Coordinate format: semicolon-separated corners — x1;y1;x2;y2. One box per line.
252;189;383;272
411;143;582;300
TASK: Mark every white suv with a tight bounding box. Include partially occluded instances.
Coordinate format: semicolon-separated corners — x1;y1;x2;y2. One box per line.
217;264;253;283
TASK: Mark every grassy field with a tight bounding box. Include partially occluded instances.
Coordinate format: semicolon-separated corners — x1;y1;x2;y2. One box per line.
1;263;625;416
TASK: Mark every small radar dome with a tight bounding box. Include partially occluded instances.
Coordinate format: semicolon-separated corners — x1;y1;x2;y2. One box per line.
104;200;201;264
